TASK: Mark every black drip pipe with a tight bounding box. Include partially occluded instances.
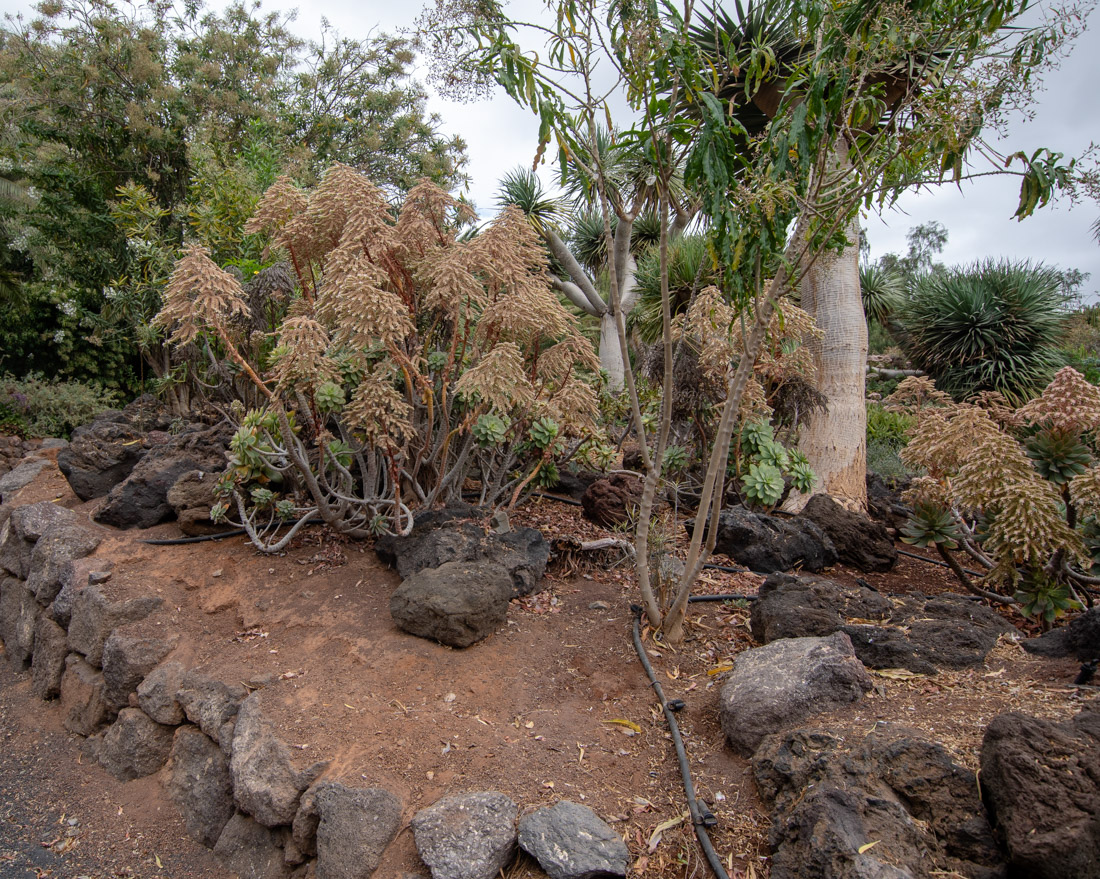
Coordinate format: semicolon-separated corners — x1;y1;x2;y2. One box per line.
896;547;985;578
140;517;327;546
702;563;749;574
631;604;735;879
140;528;247;545
689;593;756;603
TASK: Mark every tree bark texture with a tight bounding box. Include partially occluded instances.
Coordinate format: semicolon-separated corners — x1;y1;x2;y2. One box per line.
785;213;868;512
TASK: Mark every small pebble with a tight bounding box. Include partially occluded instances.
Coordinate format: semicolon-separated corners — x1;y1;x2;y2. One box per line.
212;569;223;578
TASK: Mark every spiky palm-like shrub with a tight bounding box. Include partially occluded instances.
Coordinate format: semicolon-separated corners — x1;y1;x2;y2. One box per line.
859;262;904;329
156;164;601;551
496;167;567;236
890;368;1100;626
896;260;1067;403
629;234;715;344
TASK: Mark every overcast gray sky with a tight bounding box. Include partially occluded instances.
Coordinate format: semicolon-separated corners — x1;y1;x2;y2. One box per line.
4;0;1098;297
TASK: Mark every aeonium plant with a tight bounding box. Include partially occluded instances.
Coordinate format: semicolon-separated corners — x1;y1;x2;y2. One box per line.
889;367;1100;627
156;164;603;551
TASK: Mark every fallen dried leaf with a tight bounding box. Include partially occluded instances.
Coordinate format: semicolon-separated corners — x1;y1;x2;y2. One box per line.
602;718;642;734
647;811;688;852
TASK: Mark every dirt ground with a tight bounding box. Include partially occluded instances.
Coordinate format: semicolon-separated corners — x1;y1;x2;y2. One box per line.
0;457;1095;879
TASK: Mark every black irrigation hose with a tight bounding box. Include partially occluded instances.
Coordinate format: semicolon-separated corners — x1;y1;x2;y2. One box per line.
140;517;328;546
630;604;733;879
896;547;985;578
702;563;750;574
140;528;247;545
689;593;757;603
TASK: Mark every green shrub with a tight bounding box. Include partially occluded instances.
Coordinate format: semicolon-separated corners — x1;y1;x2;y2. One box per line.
629;234;715;344
867;437;911;482
895;259;1067;403
866;402;915;481
867;402;914;446
0;374;119;438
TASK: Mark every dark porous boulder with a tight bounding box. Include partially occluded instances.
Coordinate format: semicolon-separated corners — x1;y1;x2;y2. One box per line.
517;800;629;879
230;693;327;827
59;653;110;736
865;471;911;532
754;728;1004;879
546;469;600;502
0;576;39;668
390;559;513;648
799;494;898;572
96;707;175;780
840;625;938;676
750;574;1014;674
95;422;230;529
303;781;403;879
167;725;235;848
581;473;642;529
176;669;248;753
870;735;1003;867
491;527;550;597
67;584;163;667
0;501;78;579
25;520;101;605
375;503;479;559
213;812;291;879
1023;606;1100;661
692;506;837;574
57;419;148;501
51;557;113;628
378;520;483;576
902;595;1015;670
30;616;69;699
411;791;518;879
719;632;873;756
101;622;178;710
980;708;1100;879
376;508;549;599
166;469;222;536
750;573;892;644
1065;607;1100;660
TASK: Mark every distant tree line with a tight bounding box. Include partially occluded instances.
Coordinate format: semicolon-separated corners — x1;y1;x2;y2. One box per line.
0;0;467;392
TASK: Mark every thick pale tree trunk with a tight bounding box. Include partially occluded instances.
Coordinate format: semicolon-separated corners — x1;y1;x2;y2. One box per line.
599;310;626;391
600;252;637;393
784;213;868;512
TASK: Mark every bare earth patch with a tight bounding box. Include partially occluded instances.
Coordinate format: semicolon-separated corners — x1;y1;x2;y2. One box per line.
1;460;1095;878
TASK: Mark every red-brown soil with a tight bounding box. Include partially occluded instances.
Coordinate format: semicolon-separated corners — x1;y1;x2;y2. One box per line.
0;456;1094;878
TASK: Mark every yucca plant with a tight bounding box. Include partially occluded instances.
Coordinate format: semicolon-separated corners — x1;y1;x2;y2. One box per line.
895;259;1068;403
496;167;567;237
629;234;715;344
859;262;904;329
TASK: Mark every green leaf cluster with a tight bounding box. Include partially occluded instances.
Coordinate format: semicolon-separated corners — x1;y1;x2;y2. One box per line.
0;0;468;394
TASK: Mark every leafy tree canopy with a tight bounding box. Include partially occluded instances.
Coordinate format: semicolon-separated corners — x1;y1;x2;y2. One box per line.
0;0;467;389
